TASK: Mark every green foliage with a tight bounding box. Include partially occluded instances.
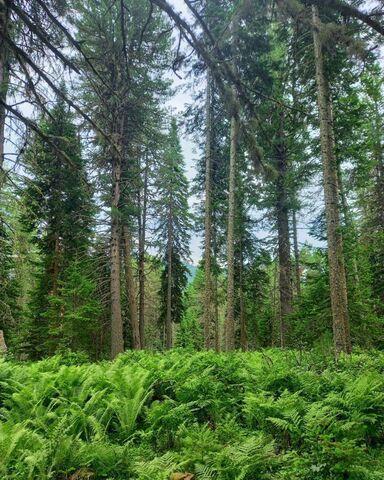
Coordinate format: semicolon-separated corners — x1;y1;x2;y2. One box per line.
0;215;19;334
18;96;96;359
2;350;384;478
43;260;102;356
155;118;192;336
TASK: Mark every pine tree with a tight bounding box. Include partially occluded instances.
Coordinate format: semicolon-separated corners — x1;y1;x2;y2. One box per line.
0;0;9;190
311;5;351;354
0;214;18;338
360;64;384;317
20;96;94;357
155;118;191;349
203;70;216;350
75;0;171;357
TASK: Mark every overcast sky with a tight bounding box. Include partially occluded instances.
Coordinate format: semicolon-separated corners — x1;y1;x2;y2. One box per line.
165;0;327;264
9;1;379;265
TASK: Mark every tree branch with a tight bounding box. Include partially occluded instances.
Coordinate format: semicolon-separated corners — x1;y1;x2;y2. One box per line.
303;0;384;36
0;98;81;173
7;1;80;73
3;34;116;151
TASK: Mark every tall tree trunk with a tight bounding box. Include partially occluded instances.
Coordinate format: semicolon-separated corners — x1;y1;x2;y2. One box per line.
47;234;61;355
137;154;148;349
203;70;216;349
110;150;124;358
122;225;140;349
271;259;279;347
371;104;384;315
225;110;239;351
239;246;247;351
312;5;351;355
374;140;384;232
0;0;9;189
338;164;360;287
374;160;384;311
275;119;292;347
212;226;220;351
292;210;301;296
50;234;61;297
214;272;220;351
166;220;173;349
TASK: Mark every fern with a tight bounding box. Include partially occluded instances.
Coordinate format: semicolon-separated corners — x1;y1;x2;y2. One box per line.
1;350;384;479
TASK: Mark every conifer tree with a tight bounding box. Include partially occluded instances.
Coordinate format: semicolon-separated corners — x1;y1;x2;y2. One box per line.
311;5;351;354
155;118;191;349
75;0;171;357
20;96;94;357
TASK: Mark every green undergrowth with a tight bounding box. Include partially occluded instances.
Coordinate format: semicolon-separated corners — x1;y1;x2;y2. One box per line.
1;349;384;479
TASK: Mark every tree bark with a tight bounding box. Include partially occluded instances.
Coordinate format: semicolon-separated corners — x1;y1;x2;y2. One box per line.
122;225;140;349
271;259;279;347
137;154;148;349
371;103;384;315
166;220;173;349
292;210;301;296
374;144;384;232
275;117;292;347
239;247;248;351
212;226;220;351
110;151;124;358
0;329;7;352
203;70;216;349
312;5;351;355
225;111;239;351
213;271;220;351
0;0;9;188
337;163;360;288
374;159;384;314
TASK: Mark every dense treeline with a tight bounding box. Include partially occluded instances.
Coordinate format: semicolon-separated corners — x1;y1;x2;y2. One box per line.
0;0;383;359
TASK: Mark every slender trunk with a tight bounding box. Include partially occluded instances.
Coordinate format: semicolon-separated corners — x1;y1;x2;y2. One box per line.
292;210;301;296
213;227;220;351
47;234;61;355
372;106;384;315
166;220;173;349
203;70;216;349
239;247;247;351
374;142;384;231
110;149;124;358
312;5;351;355
214;272;220;351
374;160;384;314
122;225;140;349
271;259;279;347
275;119;292;347
0;329;7;352
225;111;239;351
338;164;360;287
138;155;148;348
0;0;9;189
50;234;61;296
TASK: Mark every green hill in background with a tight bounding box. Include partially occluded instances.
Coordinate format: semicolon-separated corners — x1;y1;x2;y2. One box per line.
186;264;198;283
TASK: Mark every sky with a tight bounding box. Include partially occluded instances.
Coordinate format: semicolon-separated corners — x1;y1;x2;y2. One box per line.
8;0;379;265
166;0;203;264
165;0;325;264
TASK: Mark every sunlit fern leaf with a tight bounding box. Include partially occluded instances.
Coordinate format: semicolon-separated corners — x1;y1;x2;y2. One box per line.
134;452;179;480
194;463;218;480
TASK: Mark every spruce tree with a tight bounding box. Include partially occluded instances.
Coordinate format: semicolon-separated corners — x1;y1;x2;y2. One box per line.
75;0;171;356
155;118;191;348
20;96;94;357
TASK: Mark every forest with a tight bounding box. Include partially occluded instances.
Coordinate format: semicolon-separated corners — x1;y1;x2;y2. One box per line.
0;0;384;478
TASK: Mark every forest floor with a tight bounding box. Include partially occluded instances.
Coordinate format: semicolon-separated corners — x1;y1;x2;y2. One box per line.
1;349;384;479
